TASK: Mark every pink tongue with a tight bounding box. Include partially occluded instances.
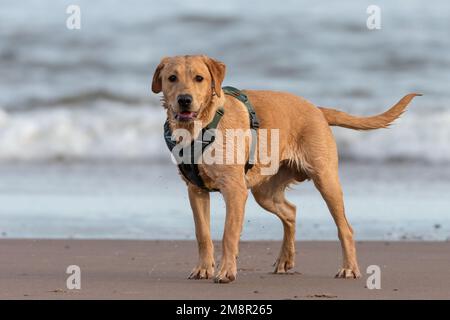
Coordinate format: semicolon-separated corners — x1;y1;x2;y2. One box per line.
179;112;195;118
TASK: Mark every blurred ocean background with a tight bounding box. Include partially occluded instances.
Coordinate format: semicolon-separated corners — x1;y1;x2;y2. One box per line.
0;0;449;240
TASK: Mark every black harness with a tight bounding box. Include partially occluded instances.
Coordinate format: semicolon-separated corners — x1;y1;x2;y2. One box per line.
163;86;259;192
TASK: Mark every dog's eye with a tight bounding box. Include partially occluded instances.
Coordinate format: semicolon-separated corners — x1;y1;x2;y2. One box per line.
195;75;204;82
168;75;177;82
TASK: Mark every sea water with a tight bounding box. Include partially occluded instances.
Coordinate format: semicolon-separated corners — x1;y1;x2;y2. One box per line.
0;0;449;239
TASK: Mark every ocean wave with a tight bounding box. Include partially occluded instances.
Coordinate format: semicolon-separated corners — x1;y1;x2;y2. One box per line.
176;14;240;27
0;102;167;161
5;90;153;112
0;103;448;163
334;110;450;164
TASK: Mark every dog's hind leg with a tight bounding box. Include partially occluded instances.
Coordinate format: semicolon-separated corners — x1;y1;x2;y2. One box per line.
312;168;361;278
251;167;298;273
297;120;361;279
187;184;215;279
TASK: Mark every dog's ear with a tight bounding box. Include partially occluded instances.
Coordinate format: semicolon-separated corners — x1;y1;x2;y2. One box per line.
204;57;226;97
151;57;168;94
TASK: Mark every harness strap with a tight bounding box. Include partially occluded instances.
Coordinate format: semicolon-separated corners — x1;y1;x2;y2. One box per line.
222;86;259;171
222;86;260;130
164;108;224;190
164;86;260;192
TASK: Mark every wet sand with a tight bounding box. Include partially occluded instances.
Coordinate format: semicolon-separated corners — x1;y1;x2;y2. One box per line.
0;240;449;299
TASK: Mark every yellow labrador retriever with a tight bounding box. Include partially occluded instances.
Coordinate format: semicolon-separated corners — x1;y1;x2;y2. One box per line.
151;54;420;283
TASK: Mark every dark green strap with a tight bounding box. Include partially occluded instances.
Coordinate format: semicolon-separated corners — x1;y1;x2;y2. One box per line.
223;86;260;129
223;86;259;171
205;107;224;130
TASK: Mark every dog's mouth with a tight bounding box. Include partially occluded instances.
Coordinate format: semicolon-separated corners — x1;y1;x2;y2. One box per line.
175;111;198;121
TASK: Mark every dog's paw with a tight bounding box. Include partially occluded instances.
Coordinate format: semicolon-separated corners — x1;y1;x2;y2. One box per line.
214;263;237;284
188;262;215;280
273;258;295;274
273;251;295;273
335;267;361;279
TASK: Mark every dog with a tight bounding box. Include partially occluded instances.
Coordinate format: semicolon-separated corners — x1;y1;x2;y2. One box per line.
151;54;420;283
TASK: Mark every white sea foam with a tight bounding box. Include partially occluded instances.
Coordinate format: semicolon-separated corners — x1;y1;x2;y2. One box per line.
333;110;450;163
0;103;167;161
0;103;449;163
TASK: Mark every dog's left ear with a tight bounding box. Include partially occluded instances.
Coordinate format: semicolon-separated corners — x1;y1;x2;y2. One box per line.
204;57;226;97
151;57;168;94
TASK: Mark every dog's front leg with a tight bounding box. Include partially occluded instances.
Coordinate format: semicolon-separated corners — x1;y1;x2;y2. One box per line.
214;175;248;283
187;184;215;279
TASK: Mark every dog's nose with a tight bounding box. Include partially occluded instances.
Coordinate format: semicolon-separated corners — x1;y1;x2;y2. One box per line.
177;94;193;109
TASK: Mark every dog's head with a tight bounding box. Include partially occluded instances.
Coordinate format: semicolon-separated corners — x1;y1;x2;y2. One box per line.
151;55;226;122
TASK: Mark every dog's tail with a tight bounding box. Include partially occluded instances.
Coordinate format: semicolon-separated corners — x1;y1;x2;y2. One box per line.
318;93;422;130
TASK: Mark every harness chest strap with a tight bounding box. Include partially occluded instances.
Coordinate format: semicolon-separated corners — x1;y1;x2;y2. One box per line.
163;86;259;192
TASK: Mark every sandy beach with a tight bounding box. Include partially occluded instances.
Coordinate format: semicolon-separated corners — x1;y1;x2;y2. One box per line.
0;240;448;299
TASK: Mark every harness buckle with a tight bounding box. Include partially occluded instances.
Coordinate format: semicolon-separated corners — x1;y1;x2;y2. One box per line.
249;111;260;129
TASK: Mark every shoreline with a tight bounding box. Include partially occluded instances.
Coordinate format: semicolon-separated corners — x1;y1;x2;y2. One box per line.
0;240;449;299
1;162;449;241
